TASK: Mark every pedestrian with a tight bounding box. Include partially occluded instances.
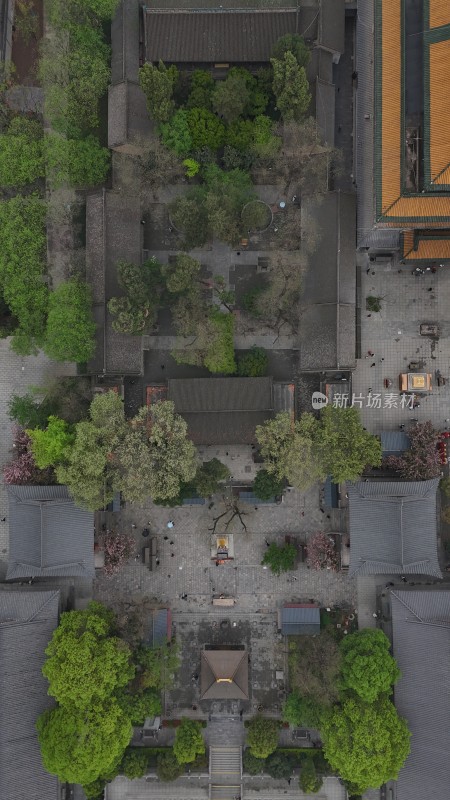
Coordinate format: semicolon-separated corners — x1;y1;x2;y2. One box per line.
366;267;371;274
368;387;372;393
155;559;160;566
171;553;175;558
264;538;270;547
131;523;137;529
170;540;174;545
161;364;165;370
140;219;146;225
427;287;433;292
380;357;384;362
400;575;407;583
385;582;394;588
167;574;171;578
371;362;376;367
164;535;169;540
0;517;5;522
167;520;174;529
368;350;374;356
367;313;372;317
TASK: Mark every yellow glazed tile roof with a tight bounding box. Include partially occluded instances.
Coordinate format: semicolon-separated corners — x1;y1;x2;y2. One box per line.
380;0;402;213
403;236;450;260
429;40;450;184
429;0;450;29
378;0;450;225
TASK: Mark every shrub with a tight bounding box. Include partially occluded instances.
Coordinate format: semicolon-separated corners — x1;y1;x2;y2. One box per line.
366;295;382;312
440;476;450;497
187;107;225;151
243;749;265;775
183;158;200;177
8;392;55;429
253;469;284;500
241;286;265;318
161;109;192;156
3;426;49;485
173;719;205;764
283;691;324;729
299;756;322;794
27;415;74;468
241;201;271;232
247;716;279;759
265;751;294;780
156;750;185;781
139;61;178;124
237;347;269;377
385;421;440;480
120;749;149;779
186;69;215;110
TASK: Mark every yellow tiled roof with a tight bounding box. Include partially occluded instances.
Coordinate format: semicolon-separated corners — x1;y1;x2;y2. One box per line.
429;0;450;29
380;0;402;214
403;236;450;260
429;39;450;184
378;0;450;225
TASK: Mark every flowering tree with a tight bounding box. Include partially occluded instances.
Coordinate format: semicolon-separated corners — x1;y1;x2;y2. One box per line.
3;426;53;484
306;531;338;571
100;531;136;577
385;421;440;480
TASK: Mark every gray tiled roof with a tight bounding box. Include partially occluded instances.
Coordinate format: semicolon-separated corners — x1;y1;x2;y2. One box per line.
168;377;274;445
281;604;321;635
391;589;450;800
299;192;356;370
348;479;441;577
6;485;95;579
0;588;60;800
144;9;300;63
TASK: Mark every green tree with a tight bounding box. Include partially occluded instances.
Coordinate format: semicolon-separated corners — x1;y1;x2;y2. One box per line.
251;115;281;163
172;308;236;375
108;257;163;334
187;69;215;110
161;109;192;156
212;67;252;123
120;749;149;779
194;458;230;496
187;107;225;151
56;391;127;510
289;629;341;708
225;119;254;152
157;750;185;781
115;401;197;503
322;697;411;794
117;688;161;724
163;253;201;294
27;415;74;468
173;719;205;764
283;691;324;729
237;347;268;377
272;35;310;68
317;406;382;483
299;756;322;794
169;191;210;249
134;642;181;691
37;701;132;785
45;134;110;187
271;51;311;121
139;61;178;124
253;469;284;500
42;602;134;708
44;279;96;363
0;115;44;186
39;26;110;138
243;750;265;775
340;629;401;703
266;751;294;780
247;716;279;759
262;542;296;575
8;392;55;429
0;195;48;354
256;411;326;490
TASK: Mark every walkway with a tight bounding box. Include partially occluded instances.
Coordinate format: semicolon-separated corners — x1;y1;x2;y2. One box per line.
207;721;243;800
